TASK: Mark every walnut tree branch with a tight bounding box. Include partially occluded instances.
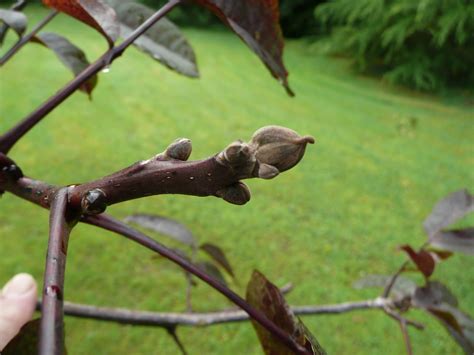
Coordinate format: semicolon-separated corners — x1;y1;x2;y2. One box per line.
68;126;314;214
33;298;389;327
0;125;315;354
39;188;77;355
0;0;182;154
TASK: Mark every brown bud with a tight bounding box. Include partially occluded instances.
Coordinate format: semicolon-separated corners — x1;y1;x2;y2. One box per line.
250;126;315;173
216;182;251;205
218;141;253;166
257;163;280;179
164;138;192;161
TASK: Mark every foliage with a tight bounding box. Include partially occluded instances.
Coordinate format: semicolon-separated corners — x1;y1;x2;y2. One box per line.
315;0;474;91
139;0;323;37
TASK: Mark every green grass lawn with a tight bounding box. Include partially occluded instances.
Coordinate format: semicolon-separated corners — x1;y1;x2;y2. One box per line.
1;6;473;355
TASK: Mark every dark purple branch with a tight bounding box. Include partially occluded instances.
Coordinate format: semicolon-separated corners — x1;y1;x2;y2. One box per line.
69;157;239;208
67;128;314;213
83;214;310;354
39;188;75;355
382;261;409;298
0;0;182;154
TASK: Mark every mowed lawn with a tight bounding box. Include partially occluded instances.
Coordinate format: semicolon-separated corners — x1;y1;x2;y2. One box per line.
1;6;473;355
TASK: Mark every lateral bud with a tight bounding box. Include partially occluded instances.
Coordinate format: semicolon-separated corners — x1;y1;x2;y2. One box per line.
1;164;24;181
81;189;107;215
163;138;192;161
216;182;251;205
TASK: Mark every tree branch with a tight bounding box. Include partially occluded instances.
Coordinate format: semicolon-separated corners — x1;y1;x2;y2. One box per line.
32;298;388;327
0;0;182;154
68;128;314;213
83;213;309;353
383;306;424;330
38;188;76;355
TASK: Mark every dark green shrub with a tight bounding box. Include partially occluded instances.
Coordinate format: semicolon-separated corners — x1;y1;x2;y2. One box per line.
315;0;474;91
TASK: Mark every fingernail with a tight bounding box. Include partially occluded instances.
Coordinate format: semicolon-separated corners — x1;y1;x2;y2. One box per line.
2;274;36;297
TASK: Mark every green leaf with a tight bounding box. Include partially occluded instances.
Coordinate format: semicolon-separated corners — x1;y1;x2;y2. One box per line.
114;2;198;78
200;242;235;278
246;270;326;355
31;32;98;97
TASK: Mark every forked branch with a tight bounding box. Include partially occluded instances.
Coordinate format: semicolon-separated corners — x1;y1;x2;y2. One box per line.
35;298;389;327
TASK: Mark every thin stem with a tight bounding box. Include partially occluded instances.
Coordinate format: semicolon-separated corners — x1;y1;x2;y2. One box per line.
84;214;310;354
39;188;73;355
382;242;430;298
0;10;59;66
383;261;409;298
33;298;389;327
0;0;182;154
383;306;424;330
399;319;413;355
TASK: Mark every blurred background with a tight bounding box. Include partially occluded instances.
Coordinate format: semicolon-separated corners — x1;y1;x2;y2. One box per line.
0;1;473;354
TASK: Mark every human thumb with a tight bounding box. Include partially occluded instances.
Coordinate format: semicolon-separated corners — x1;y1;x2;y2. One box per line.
0;273;37;350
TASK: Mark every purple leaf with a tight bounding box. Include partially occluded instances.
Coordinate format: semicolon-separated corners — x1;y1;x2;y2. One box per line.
200;243;235;278
429;228;474;256
43;0;119;46
413;282;474;354
424;190;474;237
246;270;326;355
400;245;436;278
31;32;98;97
192;0;294;96
0;9;27;40
196;261;227;286
113;2;198;78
